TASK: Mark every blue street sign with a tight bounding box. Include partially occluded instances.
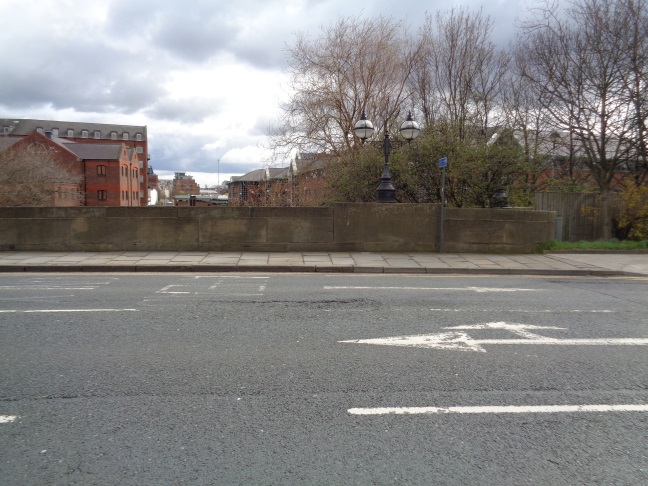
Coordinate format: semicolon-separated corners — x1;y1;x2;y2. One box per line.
439;157;447;168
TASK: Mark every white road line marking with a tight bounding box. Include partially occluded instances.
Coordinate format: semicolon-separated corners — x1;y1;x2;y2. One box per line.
157;285;189;294
0;286;95;290
324;286;540;293
194;276;270;279
446;322;564;340
430;309;614;313
340;322;648;352
341;333;648;352
0;309;138;313
0;415;18;423
348;404;648;415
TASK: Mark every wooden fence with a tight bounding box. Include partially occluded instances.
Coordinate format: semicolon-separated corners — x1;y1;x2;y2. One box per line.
534;192;620;242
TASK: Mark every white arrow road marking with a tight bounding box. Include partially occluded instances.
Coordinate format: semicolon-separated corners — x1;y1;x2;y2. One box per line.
340;332;487;352
324;286;541;293
348;404;648;415
446;322;565;340
340;322;648;352
0;309;138;313
0;415;18;423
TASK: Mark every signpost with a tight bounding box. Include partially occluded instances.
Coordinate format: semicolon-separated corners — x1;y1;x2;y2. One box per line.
438;157;447;253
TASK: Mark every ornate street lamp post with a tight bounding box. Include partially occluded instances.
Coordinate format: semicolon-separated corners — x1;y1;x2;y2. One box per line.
353;110;420;202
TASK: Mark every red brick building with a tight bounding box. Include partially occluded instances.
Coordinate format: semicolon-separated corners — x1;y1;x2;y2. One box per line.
1;118;150;205
0;131;84;206
0;131;140;206
172;172;200;196
64;143;141;206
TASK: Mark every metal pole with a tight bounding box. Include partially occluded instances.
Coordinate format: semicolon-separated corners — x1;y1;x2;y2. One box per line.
440;165;445;253
376;131;396;203
438;157;447;253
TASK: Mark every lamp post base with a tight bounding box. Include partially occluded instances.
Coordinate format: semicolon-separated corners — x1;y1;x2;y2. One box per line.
376;181;396;203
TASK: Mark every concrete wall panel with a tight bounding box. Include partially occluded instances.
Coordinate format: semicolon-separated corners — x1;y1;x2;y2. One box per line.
0;205;555;253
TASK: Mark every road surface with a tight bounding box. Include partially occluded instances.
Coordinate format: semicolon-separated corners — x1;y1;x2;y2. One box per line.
1;273;647;485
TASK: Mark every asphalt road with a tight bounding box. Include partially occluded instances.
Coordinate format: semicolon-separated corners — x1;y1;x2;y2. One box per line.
1;273;648;485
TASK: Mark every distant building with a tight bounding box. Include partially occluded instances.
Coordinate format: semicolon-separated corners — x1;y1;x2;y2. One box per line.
1;118;150;205
228;167;289;206
228;152;329;206
172;172;200;197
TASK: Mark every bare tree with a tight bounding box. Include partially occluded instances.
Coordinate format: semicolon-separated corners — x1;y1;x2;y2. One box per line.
517;0;645;238
268;15;422;160
0;141;83;206
616;0;648;184
412;7;510;136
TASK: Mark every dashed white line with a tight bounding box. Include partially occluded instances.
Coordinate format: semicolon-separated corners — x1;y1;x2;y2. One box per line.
0;415;18;423
0;309;138;313
0;285;96;290
430;309;614;313
325;286;541;293
348;404;648;415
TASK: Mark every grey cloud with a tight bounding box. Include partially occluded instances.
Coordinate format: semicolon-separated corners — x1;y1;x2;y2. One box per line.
106;0;296;69
152;15;238;63
250;116;273;137
144;98;223;124
0;35;166;114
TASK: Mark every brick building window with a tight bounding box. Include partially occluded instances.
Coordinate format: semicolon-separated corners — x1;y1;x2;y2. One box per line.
97;165;106;176
122;132;129;140
136;146;143;153
136;133;142;141
67;129;74;137
81;130;88;138
111;132;117;140
94;130;101;139
97;190;108;201
241;183;248;201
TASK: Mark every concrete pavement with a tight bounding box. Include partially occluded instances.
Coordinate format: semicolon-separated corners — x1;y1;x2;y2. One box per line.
0;251;647;276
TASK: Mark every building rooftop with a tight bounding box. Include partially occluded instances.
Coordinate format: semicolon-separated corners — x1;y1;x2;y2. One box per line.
62;143;126;160
0;118;147;140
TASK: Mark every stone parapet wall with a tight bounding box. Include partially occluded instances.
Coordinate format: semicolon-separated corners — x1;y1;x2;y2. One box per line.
0;204;555;253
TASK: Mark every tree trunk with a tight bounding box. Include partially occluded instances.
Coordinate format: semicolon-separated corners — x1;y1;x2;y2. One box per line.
600;188;612;240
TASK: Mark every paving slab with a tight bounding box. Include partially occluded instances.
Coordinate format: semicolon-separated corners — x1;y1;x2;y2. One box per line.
0;251;646;276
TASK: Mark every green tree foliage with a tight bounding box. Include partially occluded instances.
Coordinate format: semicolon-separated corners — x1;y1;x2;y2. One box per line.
326;124;527;207
615;184;648;239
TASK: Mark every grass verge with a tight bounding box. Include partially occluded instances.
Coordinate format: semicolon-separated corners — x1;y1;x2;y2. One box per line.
536;240;648;252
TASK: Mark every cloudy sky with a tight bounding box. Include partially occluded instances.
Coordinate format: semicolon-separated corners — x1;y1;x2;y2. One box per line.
0;0;529;187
